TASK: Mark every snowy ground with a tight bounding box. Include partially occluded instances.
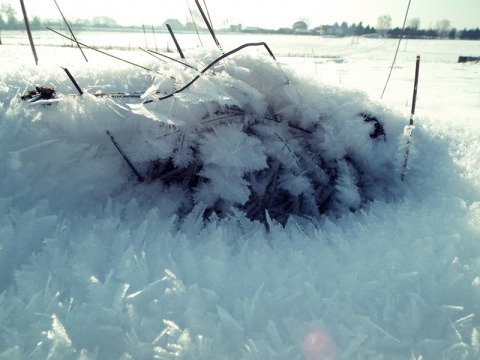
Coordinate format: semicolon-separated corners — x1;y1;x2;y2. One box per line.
1;34;480;359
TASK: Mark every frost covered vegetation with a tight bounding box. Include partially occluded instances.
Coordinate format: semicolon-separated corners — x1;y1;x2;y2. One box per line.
0;36;480;359
124;48;405;224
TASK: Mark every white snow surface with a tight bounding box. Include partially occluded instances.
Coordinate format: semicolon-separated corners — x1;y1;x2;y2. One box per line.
1;36;480;359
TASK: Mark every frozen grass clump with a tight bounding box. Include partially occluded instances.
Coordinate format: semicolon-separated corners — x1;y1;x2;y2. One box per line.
122;50;407;223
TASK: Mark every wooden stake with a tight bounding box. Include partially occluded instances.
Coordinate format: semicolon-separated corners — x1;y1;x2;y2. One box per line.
409;55;421;126
19;0;38;65
401;55;420;180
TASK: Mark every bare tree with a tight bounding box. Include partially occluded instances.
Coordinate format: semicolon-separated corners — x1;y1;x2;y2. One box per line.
1;3;18;29
298;17;310;29
377;15;392;37
408;17;420;30
92;16;118;28
221;18;233;30
185;9;203;26
436;19;451;38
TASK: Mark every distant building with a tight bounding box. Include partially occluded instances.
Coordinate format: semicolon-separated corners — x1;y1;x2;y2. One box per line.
243;26;260;33
321;25;344;36
230;24;242;32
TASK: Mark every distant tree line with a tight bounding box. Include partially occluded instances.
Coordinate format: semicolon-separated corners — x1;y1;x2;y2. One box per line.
388;27;456;39
308;16;480;40
366;17;480;40
1;3;480;40
293;20;480;40
0;3;20;29
458;28;480;40
387;27;480;40
314;21;378;37
0;3;121;30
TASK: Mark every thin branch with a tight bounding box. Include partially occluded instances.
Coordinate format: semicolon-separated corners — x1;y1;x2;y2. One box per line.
142;24;148;48
106;130;144;182
140;47;167;64
152;26;158;52
53;0;88;62
185;0;203;47
166;24;185;59
381;0;412;99
151;42;277;102
195;0;222;51
155;112;246;140
62;67;83;95
141;48;198;70
47;27;160;74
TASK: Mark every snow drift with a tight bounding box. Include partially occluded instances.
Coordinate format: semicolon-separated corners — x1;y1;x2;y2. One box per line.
1;39;479;360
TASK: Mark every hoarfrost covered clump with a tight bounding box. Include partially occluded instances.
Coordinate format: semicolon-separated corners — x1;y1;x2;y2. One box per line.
1;48;408;224
120;49;407;223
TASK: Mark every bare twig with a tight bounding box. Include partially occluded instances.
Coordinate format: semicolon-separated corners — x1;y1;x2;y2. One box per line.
152;25;158;52
185;0;203;47
106;130;144;182
275;132;301;168
166;24;185;59
155;112;246;140
53;0;88;62
140;47;167;64
62;67;83;95
202;0;214;31
381;0;412;99
142;24;148;48
195;0;222;51
151;42;277;102
141;48;198;70
47;27;159;74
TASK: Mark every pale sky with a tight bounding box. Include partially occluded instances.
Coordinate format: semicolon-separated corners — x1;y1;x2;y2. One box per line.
2;0;479;30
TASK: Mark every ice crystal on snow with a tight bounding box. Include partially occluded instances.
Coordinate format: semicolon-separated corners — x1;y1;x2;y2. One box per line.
1;37;479;360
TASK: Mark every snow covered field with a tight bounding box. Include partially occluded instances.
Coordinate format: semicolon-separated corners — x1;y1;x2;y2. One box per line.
1;33;480;359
